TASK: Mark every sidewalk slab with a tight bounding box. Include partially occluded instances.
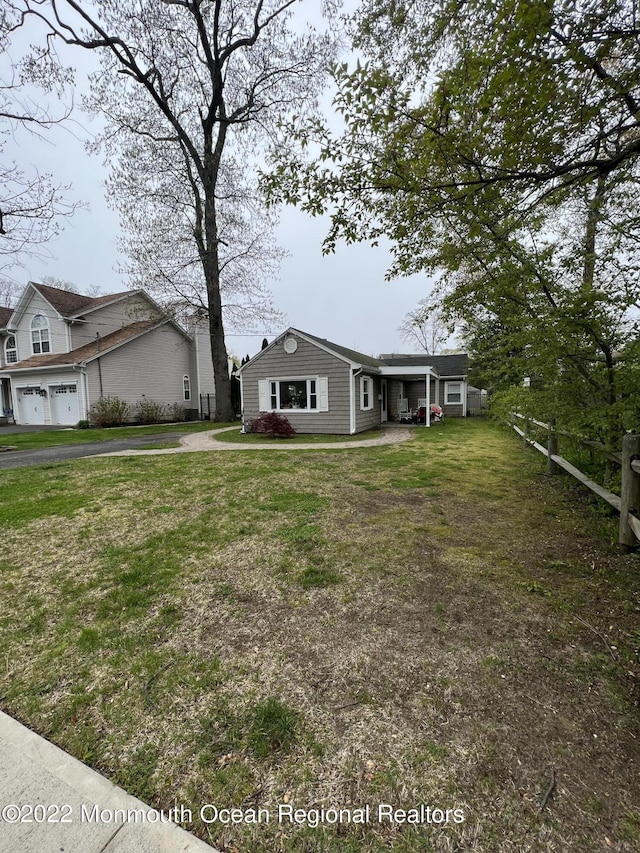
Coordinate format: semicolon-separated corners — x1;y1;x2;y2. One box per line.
0;711;216;853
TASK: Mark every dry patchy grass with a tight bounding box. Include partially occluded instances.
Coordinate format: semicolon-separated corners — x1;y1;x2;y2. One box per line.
0;418;638;852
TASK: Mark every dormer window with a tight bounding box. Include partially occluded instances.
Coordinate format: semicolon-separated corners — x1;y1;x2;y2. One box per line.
31;314;50;354
4;335;17;364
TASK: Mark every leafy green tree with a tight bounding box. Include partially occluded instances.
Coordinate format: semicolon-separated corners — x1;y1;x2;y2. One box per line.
265;0;640;445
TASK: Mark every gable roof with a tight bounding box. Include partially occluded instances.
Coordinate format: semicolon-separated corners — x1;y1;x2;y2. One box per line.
379;353;468;375
5;319;169;371
238;327;385;374
30;282;99;316
8;281;139;328
240;327;469;378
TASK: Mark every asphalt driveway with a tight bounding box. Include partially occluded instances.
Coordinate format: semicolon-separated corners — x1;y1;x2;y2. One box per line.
0;432;187;469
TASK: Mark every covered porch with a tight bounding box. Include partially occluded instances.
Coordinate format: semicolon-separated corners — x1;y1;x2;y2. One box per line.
378;366;440;427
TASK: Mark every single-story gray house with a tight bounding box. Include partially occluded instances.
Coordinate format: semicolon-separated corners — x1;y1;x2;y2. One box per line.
239;327;469;434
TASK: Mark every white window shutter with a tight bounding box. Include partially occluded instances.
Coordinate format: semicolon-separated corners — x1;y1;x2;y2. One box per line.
258;380;269;411
318;377;329;411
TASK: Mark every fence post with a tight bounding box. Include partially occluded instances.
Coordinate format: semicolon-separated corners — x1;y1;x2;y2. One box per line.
523;416;530;448
619;434;640;551
548;419;558;475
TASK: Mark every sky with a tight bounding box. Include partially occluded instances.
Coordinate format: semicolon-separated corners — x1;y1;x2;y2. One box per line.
1;2;439;362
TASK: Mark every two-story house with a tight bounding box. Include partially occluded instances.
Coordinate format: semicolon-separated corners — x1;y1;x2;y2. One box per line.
0;281;217;426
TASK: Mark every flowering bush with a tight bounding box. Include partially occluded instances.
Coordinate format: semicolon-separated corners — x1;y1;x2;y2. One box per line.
249;412;296;438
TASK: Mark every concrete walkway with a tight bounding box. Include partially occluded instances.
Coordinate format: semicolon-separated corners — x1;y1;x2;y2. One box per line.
0;711;217;853
94;425;416;457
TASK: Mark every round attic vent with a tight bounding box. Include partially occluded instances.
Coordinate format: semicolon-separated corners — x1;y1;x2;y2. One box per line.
284;337;297;354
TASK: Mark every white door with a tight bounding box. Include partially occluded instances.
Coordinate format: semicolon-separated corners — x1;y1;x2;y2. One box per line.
381;379;388;422
51;384;79;425
18;389;45;425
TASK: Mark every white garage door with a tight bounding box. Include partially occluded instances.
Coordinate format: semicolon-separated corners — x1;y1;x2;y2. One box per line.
17;388;46;425
50;384;79;425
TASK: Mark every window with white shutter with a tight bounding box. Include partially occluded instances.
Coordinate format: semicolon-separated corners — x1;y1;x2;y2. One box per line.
260;376;328;412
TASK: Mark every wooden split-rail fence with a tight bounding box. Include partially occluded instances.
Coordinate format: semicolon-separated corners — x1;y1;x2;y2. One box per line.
510;413;640;550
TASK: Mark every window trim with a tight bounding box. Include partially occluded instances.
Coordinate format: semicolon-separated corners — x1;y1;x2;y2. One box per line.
360;375;374;411
262;375;327;413
444;381;463;405
4;335;17;365
31;314;51;355
183;374;191;402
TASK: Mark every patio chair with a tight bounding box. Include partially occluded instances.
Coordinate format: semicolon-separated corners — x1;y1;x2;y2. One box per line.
397;398;412;423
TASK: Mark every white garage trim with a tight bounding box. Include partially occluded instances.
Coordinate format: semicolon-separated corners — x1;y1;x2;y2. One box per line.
16;386;47;425
48;382;79;425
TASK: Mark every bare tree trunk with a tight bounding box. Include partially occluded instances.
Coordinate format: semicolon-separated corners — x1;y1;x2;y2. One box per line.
204;251;234;421
203;121;234;422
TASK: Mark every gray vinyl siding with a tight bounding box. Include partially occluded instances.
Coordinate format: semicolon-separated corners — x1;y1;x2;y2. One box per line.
70;294;162;348
442;379;466;417
14;290;69;359
85;325;193;413
354;373;382;433
406;381;424;412
242;334;352;434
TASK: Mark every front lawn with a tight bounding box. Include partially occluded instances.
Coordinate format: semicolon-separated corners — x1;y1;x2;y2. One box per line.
1;418;638;852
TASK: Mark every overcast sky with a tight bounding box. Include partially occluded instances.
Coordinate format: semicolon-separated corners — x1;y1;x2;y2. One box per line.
2;2;439;361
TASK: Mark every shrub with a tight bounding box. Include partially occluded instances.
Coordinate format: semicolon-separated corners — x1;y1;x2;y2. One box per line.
166;402;187;422
136;398;167;425
89;396;131;427
76;420;91;430
249;412;296;438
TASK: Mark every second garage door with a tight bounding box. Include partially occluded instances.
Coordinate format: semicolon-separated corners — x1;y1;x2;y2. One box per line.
50;384;79;425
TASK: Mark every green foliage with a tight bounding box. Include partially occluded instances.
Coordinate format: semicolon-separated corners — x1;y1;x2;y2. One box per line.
89;396;131;427
264;0;640;449
135;398;166;425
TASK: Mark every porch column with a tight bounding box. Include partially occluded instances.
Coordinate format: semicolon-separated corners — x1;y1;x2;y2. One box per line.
426;373;431;427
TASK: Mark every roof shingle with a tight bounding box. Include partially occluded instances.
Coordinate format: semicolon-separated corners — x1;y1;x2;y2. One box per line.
0;306;12;329
293;329;383;370
30;282;131;318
